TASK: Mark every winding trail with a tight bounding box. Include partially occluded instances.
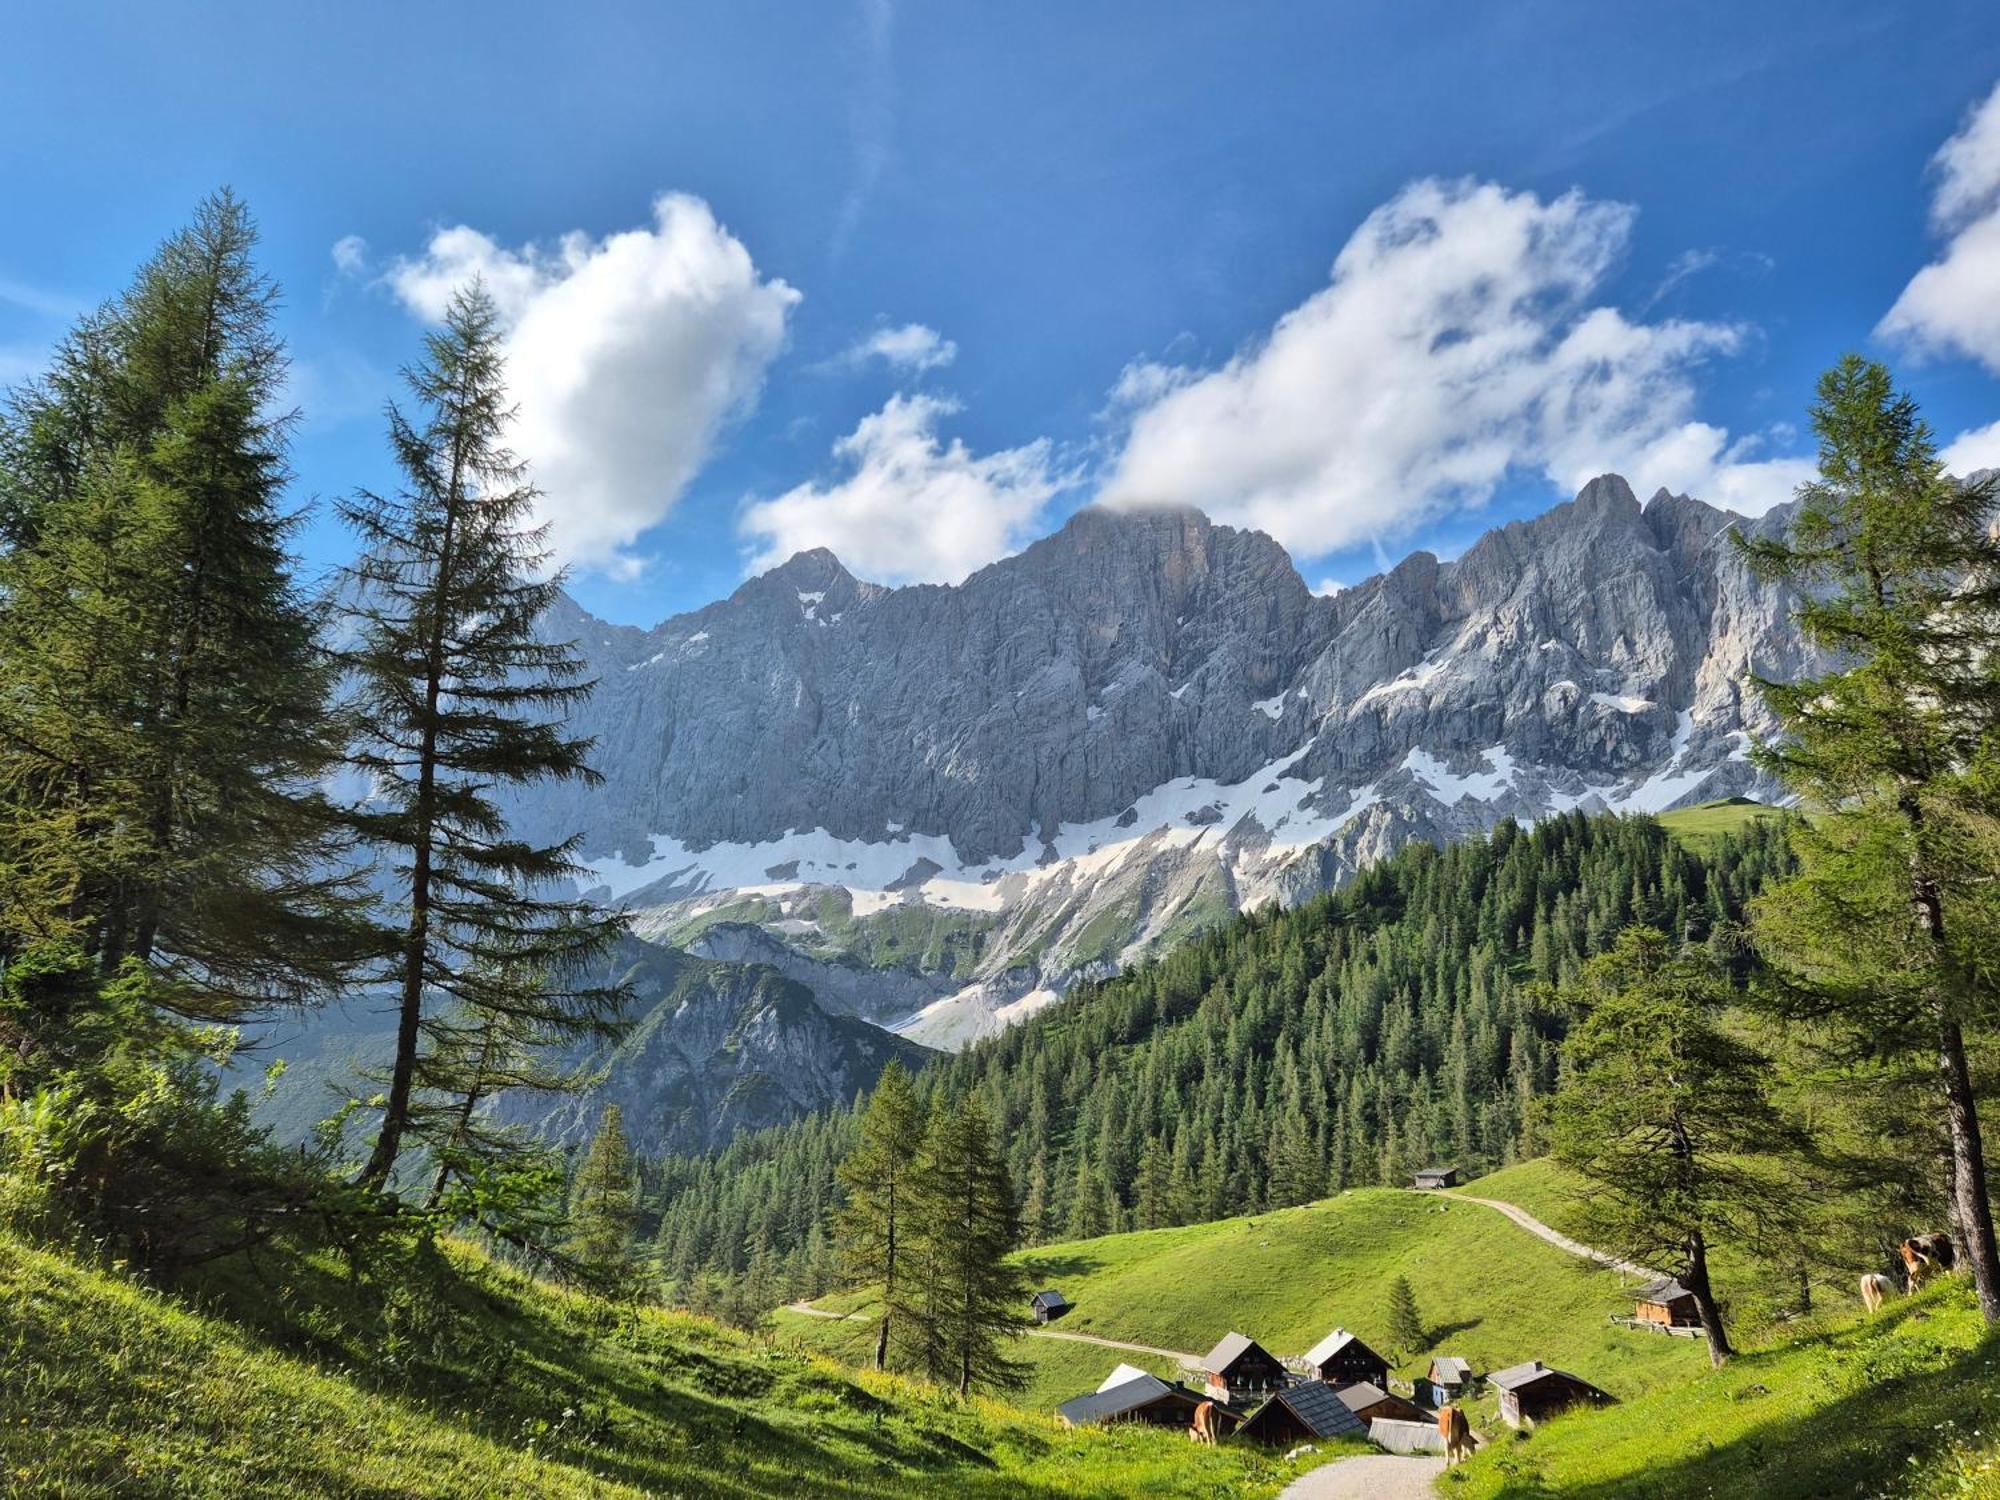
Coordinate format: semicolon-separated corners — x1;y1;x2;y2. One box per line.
1441;1191;1664;1281
782;1301;1196;1363
1279;1455;1447;1499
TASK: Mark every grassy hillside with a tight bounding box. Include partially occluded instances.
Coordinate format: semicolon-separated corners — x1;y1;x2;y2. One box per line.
787;1187;1706;1419
1445;1277;2000;1499
1655;797;1784;849
1;1229;1312;1499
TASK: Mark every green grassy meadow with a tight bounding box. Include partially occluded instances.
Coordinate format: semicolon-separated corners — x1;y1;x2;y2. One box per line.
1653;797;1785;850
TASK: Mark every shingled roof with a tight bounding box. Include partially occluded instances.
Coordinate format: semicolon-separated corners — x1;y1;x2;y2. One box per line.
1634;1277;1694;1303
1056;1373;1186;1426
1304;1327;1379;1367
1201;1331;1266;1373
1329;1381;1400;1415
1245;1380;1368;1440
1430;1355;1473;1383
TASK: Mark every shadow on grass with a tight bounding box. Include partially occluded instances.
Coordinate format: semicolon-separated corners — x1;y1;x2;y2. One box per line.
1426;1317;1484;1346
1014;1252;1104;1280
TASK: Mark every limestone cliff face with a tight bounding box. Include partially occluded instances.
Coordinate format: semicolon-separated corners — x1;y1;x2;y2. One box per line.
516;476;1811;1049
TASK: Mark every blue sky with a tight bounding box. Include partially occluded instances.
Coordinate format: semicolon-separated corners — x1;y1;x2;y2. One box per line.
6;1;2000;624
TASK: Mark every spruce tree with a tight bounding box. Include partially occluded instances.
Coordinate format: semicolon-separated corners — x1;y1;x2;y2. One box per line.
1386;1274;1424;1358
1738;355;2000;1323
568;1105;641;1289
1548;928;1797;1367
834;1060;923;1369
340;284;626;1191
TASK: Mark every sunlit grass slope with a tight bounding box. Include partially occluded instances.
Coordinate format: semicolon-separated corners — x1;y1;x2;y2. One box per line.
1654;797;1785;850
792;1187;1705;1420
0;1229;1308;1499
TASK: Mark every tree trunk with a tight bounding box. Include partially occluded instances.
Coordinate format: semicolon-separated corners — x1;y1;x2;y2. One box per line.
1938;1014;2000;1321
1684;1229;1732;1369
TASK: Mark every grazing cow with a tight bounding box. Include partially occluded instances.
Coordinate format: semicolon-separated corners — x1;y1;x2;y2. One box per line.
1440;1404;1475;1466
1914;1232;1956;1270
1860;1272;1894;1313
1190;1400;1220;1446
1900;1237;1940;1291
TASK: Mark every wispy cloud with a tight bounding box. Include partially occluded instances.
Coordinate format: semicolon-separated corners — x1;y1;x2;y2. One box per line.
831;0;894;258
0;274;75;321
838;321;956;373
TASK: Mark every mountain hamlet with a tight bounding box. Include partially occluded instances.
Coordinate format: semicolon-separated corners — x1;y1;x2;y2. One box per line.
9;191;2000;1500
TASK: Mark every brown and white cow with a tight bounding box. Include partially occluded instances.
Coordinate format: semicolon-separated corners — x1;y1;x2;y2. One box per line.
1190;1400;1221;1446
1439;1404;1475;1466
1900;1237;1941;1291
1860;1272;1894;1313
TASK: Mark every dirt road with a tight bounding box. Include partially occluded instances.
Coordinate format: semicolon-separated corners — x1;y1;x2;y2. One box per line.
1280;1455;1447;1499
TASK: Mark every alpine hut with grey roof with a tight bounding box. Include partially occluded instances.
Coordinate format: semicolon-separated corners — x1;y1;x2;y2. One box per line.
1489;1360;1613;1428
1422;1354;1475;1408
1030;1289;1071;1323
1234;1380;1369;1447
1301;1327;1390;1388
1631;1277;1700;1328
1197;1331;1289;1404
1055;1371;1204;1429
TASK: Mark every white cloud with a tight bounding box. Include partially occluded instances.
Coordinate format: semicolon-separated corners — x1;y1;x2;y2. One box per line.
384;194;799;574
739;393;1063;585
1943;417;2000;476
330;235;368;276
845;322;956;372
1880;81;2000;373
1101;176;1805;555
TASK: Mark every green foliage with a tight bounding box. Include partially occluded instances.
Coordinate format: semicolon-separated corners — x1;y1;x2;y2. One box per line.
1738;353;2000;1323
655;811;1794;1301
1385;1273;1423;1357
836;1059;923;1368
1547;928;1799;1365
340;284;628;1191
566;1107;641;1293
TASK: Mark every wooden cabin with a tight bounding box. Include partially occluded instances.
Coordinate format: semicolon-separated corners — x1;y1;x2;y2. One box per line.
1422;1355;1474;1408
1488;1361;1613;1428
1301;1327;1390;1389
1030;1289;1071;1324
1235;1380;1368;1446
1056;1372;1204;1429
1330;1381;1427;1426
1198;1332;1289;1404
1631;1277;1700;1328
1414;1166;1460;1190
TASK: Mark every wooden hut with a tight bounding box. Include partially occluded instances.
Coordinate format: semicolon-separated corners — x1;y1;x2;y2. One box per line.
1422;1355;1474;1408
1413;1166;1460;1190
1030;1289;1071;1324
1198;1332;1289;1404
1488;1361;1613;1428
1329;1381;1427;1426
1235;1381;1368;1446
1301;1327;1390;1389
1056;1372;1203;1429
1631;1277;1700;1328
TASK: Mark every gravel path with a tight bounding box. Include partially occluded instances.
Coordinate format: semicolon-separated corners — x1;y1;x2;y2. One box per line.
781;1302;1196;1363
1280;1455;1447;1499
1444;1193;1664;1281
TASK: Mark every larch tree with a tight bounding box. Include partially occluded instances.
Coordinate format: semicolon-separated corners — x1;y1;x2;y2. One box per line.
1386;1274;1424;1358
340;283;626;1193
1548;928;1797;1368
913;1095;1028;1396
0;191;365;1020
1737;354;2000;1324
835;1060;923;1370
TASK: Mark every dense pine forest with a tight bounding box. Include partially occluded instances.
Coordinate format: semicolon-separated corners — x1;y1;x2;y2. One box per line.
651;809;1794;1310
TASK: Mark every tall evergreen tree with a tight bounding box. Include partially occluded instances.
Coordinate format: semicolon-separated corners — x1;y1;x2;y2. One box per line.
1385;1274;1424;1358
834;1060;923;1369
567;1105;641;1289
340;284;626;1191
1738;354;2000;1323
1548;928;1797;1367
912;1096;1028;1396
0;191;364;1023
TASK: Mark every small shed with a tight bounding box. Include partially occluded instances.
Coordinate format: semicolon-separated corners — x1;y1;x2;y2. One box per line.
1414;1166;1460;1190
1056;1372;1203;1429
1631;1277;1700;1328
1199;1331;1290;1404
1235;1380;1368;1447
1489;1361;1613;1429
1330;1380;1427;1426
1030;1289;1071;1324
1422;1355;1475;1409
1302;1327;1391;1389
